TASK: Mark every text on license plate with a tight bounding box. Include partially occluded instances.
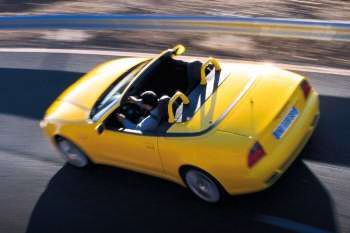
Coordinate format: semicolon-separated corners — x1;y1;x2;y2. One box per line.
273;106;299;140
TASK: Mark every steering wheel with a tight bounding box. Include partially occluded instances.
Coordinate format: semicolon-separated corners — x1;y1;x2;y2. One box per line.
119;102;144;123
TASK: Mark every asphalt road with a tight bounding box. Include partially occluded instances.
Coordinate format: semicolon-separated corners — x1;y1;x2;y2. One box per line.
0;51;349;233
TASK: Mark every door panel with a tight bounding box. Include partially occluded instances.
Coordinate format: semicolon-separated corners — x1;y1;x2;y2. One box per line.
96;129;163;172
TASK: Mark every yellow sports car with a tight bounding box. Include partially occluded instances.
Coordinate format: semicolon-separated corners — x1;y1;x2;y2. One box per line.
40;45;320;203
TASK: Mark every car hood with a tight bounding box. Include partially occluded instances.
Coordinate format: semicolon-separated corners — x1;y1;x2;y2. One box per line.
44;57;148;121
44;100;90;122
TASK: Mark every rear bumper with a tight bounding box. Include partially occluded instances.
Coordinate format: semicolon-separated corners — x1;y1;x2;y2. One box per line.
228;90;320;195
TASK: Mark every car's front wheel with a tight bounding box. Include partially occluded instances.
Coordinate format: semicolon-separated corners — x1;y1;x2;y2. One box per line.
183;168;222;203
56;138;90;168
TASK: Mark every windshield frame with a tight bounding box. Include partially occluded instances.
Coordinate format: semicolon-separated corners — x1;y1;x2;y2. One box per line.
89;60;150;122
90;48;176;124
119;50;174;104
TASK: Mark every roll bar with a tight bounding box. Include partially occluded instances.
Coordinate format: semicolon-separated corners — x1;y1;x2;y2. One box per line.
168;91;190;123
200;57;221;85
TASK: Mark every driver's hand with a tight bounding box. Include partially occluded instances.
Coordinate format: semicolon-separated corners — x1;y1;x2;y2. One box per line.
116;113;126;122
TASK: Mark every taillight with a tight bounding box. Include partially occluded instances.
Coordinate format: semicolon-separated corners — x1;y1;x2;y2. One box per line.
300;80;311;99
248;142;266;168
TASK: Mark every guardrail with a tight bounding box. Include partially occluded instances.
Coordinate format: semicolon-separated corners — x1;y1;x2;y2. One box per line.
0;14;350;41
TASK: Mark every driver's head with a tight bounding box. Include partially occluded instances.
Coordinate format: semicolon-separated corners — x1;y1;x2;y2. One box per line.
140;91;158;108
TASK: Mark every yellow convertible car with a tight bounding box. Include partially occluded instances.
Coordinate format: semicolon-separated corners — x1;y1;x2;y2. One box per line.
41;45;320;203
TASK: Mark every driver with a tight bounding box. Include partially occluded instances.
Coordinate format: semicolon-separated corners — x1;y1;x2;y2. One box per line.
127;90;159;116
117;91;170;131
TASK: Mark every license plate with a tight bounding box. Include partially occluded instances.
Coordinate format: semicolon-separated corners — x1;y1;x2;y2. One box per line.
273;107;299;140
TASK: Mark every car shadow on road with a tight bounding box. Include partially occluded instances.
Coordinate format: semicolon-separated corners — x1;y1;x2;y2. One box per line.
302;95;350;167
26;158;337;233
0;68;82;119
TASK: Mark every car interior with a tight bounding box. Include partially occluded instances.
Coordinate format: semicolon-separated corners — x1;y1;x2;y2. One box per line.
103;47;221;134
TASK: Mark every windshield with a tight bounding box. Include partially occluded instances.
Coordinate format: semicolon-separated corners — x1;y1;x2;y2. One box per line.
90;61;148;121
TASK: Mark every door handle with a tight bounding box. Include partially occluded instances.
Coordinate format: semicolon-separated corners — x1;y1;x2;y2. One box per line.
145;143;155;150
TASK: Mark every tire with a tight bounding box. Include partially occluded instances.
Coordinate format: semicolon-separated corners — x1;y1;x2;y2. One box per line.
56;138;90;168
183;168;222;203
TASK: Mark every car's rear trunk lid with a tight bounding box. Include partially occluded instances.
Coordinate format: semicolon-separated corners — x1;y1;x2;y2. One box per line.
218;66;306;153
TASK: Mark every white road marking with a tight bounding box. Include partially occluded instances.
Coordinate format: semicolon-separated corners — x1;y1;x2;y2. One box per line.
257;214;331;233
0;47;349;76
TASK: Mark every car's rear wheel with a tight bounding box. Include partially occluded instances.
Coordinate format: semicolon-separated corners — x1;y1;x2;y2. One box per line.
56;138;90;168
183;168;222;203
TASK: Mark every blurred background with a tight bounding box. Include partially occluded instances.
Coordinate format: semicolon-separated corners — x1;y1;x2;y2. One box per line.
1;0;349;68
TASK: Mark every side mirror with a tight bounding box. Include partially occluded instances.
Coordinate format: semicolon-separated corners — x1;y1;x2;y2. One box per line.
172;44;186;56
95;123;105;135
